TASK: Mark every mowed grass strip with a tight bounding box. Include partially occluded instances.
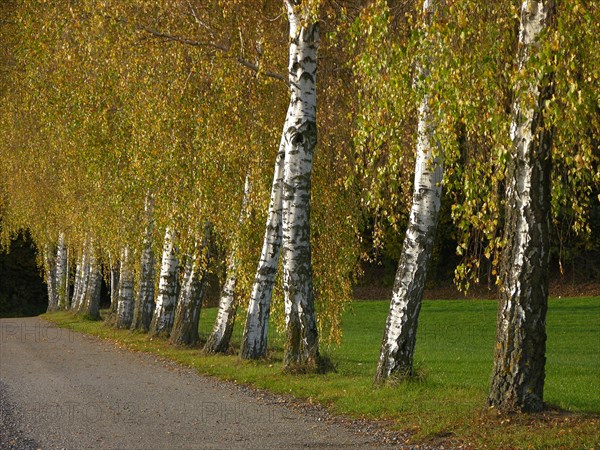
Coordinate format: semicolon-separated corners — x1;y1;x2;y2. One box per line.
43;297;600;448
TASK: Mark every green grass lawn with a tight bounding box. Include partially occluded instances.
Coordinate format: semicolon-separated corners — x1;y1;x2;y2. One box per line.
43;297;600;448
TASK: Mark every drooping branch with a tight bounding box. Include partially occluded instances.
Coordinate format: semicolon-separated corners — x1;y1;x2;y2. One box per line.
135;24;289;86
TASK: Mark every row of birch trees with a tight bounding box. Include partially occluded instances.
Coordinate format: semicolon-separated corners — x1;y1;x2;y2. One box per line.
1;0;598;413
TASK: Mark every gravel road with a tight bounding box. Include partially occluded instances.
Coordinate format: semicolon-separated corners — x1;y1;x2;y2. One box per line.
0;317;404;450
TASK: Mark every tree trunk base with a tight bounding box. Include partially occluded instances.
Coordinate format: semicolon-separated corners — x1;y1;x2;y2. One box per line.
204;332;233;355
487;395;545;413
169;334;200;347
283;354;335;375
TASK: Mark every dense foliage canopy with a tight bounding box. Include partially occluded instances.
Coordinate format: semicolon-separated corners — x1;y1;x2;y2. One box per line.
1;0;598;340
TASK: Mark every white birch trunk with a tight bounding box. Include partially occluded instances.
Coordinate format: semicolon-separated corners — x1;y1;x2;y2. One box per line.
44;242;58;312
72;242;90;312
80;245;102;320
132;193;156;332
240;112;290;359
170;224;211;347
206;175;250;354
71;258;82;311
64;246;70;309
55;232;69;310
75;242;91;315
109;260;120;316
205;256;238;353
374;0;444;383
78;246;92;313
73;239;101;320
488;0;555;413
281;0;320;369
115;246;135;329
149;226;179;337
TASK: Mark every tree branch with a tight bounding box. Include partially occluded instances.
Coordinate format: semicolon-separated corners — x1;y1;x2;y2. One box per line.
186;0;216;40
137;24;288;86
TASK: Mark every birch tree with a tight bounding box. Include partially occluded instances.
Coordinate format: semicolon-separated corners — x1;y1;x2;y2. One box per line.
55;232;70;310
238;0;323;367
71;256;83;312
280;0;321;370
80;249;102;320
149;226;179;337
131;194;156;332
73;240;102;320
238;1;322;363
43;243;58;312
374;0;445;383
115;246;135;329
71;244;90;313
108;261;120;318
205;255;239;353
206;175;250;354
240;113;288;359
488;0;556;413
170;224;211;346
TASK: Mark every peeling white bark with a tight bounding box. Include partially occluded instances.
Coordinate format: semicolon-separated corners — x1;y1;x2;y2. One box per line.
64;246;70;309
72;241;90;312
71;258;82;311
488;0;555;413
374;0;444;383
44;242;58;312
170;224;211;347
206;175;250;354
132;193;156;332
240;111;290;359
77;246;91;314
116;246;135;329
281;1;320;368
205;257;237;353
81;246;102;320
109;260;120;316
55;232;69;310
73;238;101;320
149;226;179;337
